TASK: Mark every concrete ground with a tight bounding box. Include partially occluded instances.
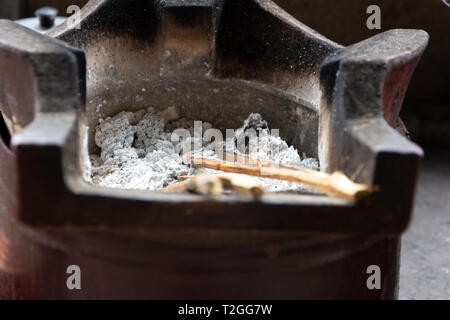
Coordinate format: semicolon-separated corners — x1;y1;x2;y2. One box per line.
399;148;450;300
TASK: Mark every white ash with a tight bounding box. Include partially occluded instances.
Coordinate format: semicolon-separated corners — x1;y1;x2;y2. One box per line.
90;111;319;192
223;113;319;192
91;110;192;190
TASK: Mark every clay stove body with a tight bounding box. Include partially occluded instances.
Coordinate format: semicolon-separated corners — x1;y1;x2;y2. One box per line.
0;0;428;299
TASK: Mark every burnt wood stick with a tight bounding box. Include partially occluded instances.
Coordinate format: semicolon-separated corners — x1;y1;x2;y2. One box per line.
165;174;265;199
186;156;375;201
223;152;318;172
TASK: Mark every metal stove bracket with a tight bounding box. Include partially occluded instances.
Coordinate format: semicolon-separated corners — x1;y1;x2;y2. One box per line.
320;29;429;230
0;20;85;222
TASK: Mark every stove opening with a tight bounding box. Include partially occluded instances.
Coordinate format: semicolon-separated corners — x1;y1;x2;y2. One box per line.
79;79;321;196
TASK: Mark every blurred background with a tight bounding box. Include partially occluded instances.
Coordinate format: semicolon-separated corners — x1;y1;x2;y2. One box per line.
1;0;449;300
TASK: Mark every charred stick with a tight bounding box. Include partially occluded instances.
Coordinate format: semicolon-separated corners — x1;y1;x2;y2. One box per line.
186;156;375;201
165;174;265;199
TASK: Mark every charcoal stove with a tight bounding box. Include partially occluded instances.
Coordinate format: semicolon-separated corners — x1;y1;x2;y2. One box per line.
0;0;428;299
